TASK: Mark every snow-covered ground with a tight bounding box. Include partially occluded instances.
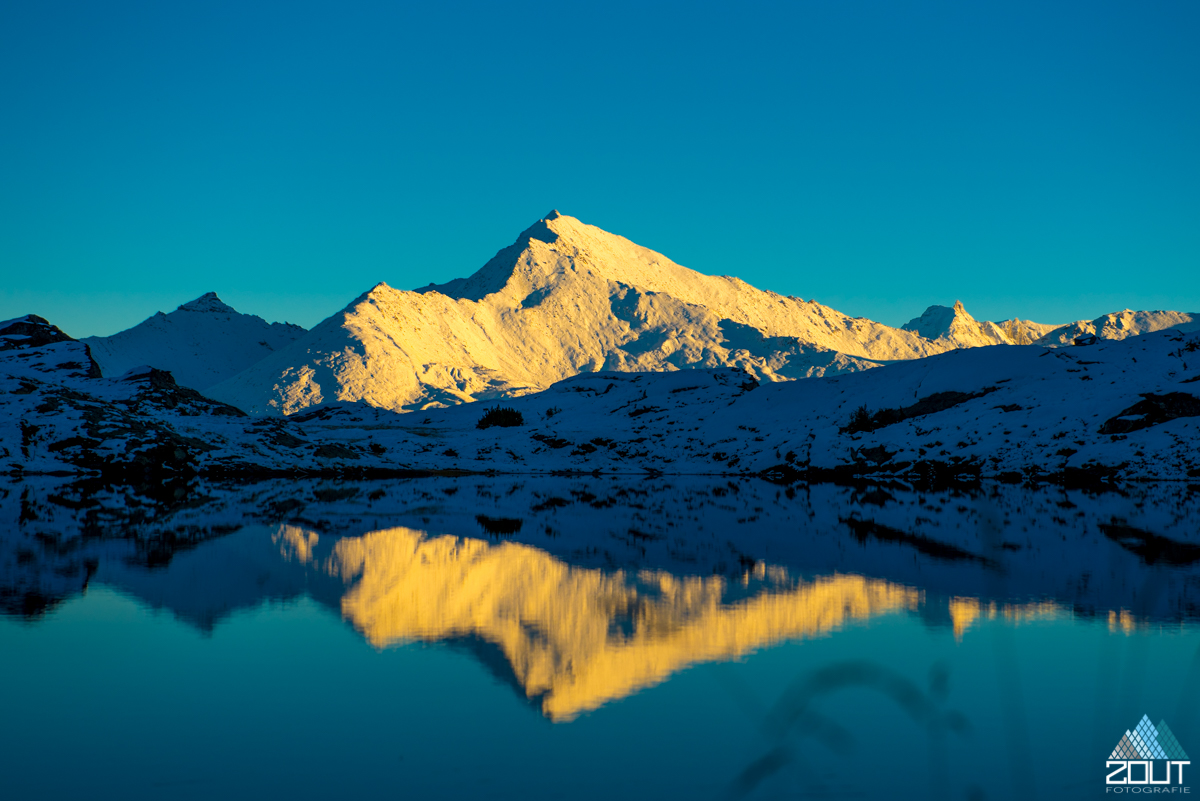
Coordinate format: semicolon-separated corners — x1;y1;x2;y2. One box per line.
4;214;1199;481
222;327;1200;482
4;312;1200;481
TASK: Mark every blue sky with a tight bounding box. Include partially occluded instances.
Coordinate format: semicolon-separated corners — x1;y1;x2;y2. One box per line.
1;0;1197;336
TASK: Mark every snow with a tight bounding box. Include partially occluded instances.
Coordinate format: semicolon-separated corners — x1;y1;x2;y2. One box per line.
82;292;306;392
0;314;47;331
901;301;1059;347
1037;309;1199;346
14;325;1200;482
4;213;1200;484
258;325;1192;481
56;212;1185;421
207;213;1057;416
177;291;239;313
0;314;82;352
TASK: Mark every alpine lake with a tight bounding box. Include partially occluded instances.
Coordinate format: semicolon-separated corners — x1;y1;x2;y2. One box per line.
2;474;1198;800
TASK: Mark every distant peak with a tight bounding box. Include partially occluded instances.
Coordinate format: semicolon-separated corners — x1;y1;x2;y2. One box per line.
544;209;562;220
178;292;237;314
902;301;976;339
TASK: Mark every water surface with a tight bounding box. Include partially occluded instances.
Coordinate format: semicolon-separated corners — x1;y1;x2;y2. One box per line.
3;476;1199;799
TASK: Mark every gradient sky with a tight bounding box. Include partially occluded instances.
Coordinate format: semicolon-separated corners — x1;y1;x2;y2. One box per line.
2;0;1197;337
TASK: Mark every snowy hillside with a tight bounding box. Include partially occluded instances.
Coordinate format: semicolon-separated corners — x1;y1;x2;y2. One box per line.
267;326;1199;482
1036;309;1199;346
1;315;371;477
5;312;1200;481
83;292;306;391
208;212;1029;416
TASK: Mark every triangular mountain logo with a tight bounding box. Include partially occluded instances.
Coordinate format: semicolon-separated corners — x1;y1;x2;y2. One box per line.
1109;715;1190;760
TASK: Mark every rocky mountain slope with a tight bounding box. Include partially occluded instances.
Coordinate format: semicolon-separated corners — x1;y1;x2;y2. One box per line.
207;212;1053;416
83;292;306;392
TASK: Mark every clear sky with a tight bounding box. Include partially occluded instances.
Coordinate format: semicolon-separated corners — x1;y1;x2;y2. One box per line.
1;0;1197;337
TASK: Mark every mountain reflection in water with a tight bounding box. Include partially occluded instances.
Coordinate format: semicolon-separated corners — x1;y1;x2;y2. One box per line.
3;475;1199;722
288;524;917;719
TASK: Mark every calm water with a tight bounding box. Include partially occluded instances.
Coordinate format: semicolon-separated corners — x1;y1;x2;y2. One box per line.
2;476;1199;800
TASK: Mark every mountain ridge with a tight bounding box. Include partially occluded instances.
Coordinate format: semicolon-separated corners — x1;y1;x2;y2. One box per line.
4;306;1199;483
902;301;1059;347
83;293;306;392
1036;309;1199;346
208;212;1065;415
45;211;1199;419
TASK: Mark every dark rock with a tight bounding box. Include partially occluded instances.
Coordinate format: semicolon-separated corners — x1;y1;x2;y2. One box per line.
1099;392;1200;434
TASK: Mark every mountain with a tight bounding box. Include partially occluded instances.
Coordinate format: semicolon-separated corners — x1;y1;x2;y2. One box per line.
29;214;1197;423
267;325;1198;482
902;301;1059;347
83;292;306;391
1035;309;1199;346
5;308;1199;481
0;315;368;478
208;211;1028;416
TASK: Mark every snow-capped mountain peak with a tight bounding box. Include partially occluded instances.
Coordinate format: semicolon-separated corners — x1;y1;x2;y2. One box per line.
207;214;993;415
195;213;1188;418
902;300;1061;348
83;294;307;391
176;292;239;314
1036;309;1199;346
902;301;972;340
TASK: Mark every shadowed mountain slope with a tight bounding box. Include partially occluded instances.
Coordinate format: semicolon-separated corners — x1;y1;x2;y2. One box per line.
83;292;306;391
